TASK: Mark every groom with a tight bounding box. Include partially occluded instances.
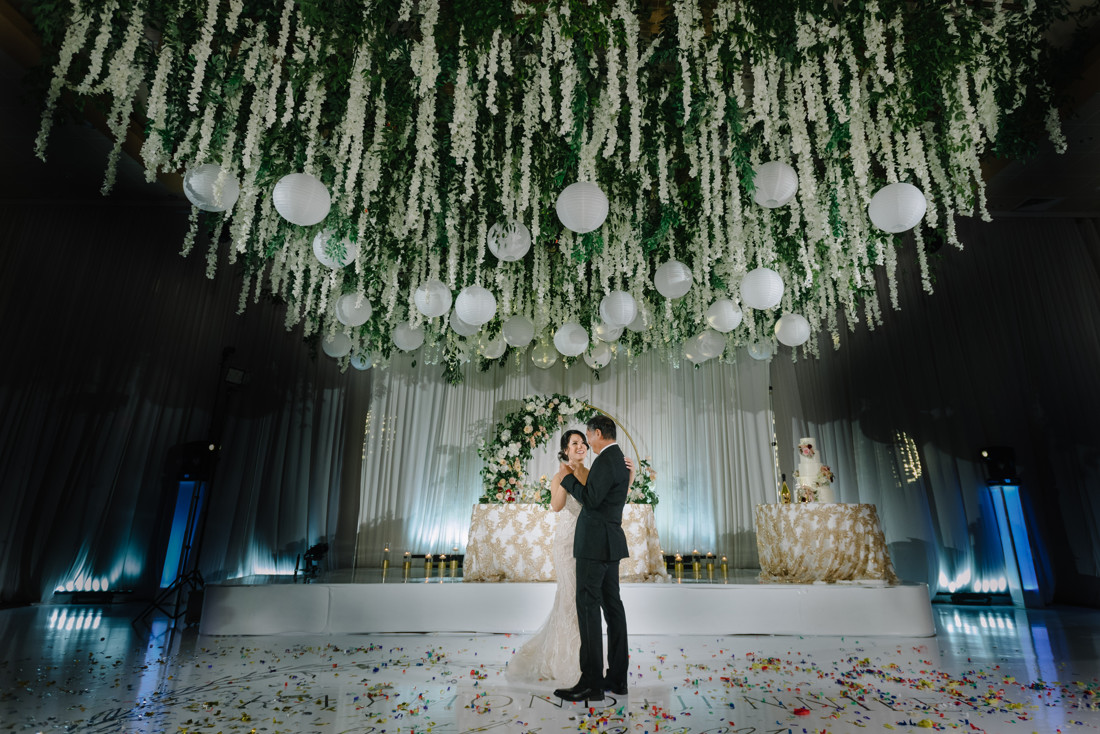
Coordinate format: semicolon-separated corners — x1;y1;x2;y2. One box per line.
553;414;630;702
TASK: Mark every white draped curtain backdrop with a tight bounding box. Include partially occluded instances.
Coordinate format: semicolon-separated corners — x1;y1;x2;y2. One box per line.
355;352;773;568
1;201;1099;608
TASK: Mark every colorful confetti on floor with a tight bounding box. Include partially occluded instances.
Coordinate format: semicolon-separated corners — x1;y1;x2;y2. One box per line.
1;604;1098;732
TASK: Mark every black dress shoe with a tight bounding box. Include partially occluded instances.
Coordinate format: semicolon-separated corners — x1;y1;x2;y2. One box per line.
602;679;628;695
554;685;603;703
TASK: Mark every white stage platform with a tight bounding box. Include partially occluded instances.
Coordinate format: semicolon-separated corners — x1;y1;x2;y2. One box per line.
199;572;935;637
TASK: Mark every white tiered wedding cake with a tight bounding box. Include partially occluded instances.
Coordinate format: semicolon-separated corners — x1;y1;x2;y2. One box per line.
794;437;836;503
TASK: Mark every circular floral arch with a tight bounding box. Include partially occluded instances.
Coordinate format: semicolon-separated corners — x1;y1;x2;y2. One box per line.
477;393;657;505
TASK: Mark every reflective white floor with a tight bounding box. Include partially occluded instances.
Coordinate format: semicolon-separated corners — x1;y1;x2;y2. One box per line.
1;603;1098;733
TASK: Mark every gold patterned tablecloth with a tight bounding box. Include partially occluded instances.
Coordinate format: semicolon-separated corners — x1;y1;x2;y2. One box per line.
464;504;669;583
754;503;899;584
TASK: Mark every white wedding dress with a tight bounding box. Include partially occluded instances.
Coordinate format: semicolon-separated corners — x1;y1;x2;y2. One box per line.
507;494;582;684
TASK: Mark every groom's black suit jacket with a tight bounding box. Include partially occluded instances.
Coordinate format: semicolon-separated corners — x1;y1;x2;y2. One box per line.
562;443;630;562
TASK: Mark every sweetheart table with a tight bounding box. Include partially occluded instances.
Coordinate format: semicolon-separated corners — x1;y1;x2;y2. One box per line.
464;504;669;583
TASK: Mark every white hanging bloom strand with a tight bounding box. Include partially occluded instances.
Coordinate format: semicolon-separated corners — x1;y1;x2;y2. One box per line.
223;0;243;34
139;45;175;180
99;0;146;194
74;0;119;94
265;0;296;130
187;0;221;113
450;33;476;204
35;0;93;161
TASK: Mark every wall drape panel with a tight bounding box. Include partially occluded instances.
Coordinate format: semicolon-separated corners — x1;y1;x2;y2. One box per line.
0;203;364;603
2;201;1099;607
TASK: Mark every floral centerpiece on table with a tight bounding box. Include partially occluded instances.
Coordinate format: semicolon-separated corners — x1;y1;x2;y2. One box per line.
626;457;659;506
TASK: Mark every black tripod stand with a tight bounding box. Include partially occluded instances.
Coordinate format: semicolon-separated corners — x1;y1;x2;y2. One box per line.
134;476;210;624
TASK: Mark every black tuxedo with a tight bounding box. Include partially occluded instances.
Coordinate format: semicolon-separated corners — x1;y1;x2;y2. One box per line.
562;443;630;691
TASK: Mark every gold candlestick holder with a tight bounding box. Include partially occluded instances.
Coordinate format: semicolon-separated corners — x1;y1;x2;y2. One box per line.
705;551;714;573
451;547;459;574
402;552;411;579
438;555;447;578
674;554;683;577
382;545;391;571
691;549;701;575
424;554;433;574
721;556;728;579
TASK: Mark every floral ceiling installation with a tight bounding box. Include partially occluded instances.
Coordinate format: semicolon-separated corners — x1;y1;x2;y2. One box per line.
31;0;1069;380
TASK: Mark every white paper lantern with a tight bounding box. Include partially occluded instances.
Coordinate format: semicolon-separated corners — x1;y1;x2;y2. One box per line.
740;267;784;310
350;354;372;370
530;341;558;369
478;333;507;360
321;332;352;358
502;315;534;347
654;260;693;299
183;164;240;212
392;322;425;351
450;310;480;337
698;329;726;359
747;340;773;361
599;290;637;328
553;322;589;357
868;182;927;233
705;299;743;333
774;313;812;347
414;279;452;318
454;285;497;326
683;334;708;364
273;172;331;226
334;293;372;327
555;182;609;233
593;321;624;343
487;221;532;261
752;161;798;208
312;230;358;269
626;303;652;332
584;341;612;369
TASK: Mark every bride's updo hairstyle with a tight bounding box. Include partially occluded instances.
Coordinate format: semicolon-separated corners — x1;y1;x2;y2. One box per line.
558;429;589;463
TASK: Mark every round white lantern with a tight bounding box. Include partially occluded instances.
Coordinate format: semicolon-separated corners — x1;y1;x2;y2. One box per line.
183;164;240;212
530;341;558;369
752;161;798;208
683;334;708;364
312;231;358;269
654;260;694;299
502;315;534;347
454;285;497;326
555;182;609;233
553;322;589;357
626;303;652;332
487;221;532;262
739;267;784;310
392;322;425;351
450;310;480;337
868;182;927;233
321;332;352;358
599;290;637;328
479;333;507;360
593;321;624;343
705;299;743;333
747;340;773;361
584;341;612;369
774;313;812;347
334;293;372;327
698;329;726;359
414;279;452;318
350;353;372;371
273;172;331;226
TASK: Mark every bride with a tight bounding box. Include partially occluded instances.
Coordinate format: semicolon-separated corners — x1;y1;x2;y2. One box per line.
508;429;633;683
